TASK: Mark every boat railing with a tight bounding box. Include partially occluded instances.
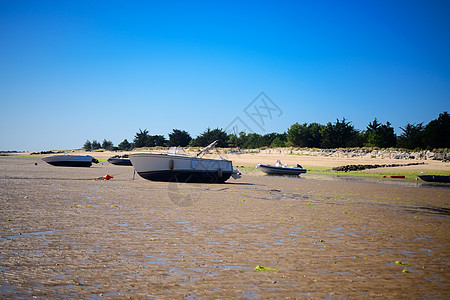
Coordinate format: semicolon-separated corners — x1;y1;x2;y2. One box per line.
196;140;218;158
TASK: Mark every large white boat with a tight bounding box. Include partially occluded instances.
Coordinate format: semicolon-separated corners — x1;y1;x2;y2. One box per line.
42;154;98;167
129;141;241;183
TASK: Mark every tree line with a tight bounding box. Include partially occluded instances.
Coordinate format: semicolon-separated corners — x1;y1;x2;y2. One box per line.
83;111;450;151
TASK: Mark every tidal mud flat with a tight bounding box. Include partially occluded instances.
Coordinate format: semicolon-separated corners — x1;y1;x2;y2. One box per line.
0;156;449;299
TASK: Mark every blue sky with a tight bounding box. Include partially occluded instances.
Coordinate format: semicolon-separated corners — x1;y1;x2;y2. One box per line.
1;0;449;151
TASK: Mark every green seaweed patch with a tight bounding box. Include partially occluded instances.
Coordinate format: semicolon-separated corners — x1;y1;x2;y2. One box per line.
255;265;279;271
307;167;450;178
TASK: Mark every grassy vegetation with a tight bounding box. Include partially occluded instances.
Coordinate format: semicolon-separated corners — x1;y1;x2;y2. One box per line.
304;165;450;179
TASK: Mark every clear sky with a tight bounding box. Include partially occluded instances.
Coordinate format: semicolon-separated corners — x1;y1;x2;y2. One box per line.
1;0;449;151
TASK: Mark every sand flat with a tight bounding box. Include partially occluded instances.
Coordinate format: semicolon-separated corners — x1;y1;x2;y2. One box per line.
0;155;449;298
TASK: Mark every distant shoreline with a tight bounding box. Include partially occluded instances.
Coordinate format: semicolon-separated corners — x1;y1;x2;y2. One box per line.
0;150;27;153
4;147;449;178
7;147;450;162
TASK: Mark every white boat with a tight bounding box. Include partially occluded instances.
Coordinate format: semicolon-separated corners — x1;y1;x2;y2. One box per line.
129;141;241;183
256;160;307;176
42;154;98;167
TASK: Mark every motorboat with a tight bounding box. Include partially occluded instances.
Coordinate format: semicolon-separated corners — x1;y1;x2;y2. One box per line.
256;160;307;176
42;154;98;167
107;154;132;166
418;175;450;183
129;141;241;183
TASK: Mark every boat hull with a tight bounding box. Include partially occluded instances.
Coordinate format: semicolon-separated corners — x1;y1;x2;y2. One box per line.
129;153;234;183
258;164;307;175
42;155;94;167
418;175;450;183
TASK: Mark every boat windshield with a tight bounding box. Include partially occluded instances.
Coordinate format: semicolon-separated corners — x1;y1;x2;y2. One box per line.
167;147;186;156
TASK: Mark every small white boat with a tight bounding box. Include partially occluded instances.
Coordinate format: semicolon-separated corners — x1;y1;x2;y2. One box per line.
42;154;98;167
257;160;306;176
129;141;241;183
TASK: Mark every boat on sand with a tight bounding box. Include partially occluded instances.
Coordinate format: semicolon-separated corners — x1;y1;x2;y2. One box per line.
107;154;132;166
42;154;98;167
129;141;241;183
257;160;307;176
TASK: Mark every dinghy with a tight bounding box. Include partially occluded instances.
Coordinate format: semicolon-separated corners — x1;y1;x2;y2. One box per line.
257;160;307;176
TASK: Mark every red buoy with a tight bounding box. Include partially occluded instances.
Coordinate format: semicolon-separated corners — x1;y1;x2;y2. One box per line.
103;174;113;180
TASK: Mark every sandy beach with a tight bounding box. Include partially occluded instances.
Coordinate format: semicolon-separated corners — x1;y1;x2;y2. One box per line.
1;153;449;299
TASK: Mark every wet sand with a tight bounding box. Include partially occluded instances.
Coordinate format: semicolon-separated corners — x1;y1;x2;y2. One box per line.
1;156;449;299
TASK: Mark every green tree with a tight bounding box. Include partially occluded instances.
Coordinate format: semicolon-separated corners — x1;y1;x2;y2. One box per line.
133;129;150;148
102;139;114;151
364;119;397;148
287;122;323;147
259;132;282;147
147;135;167;147
397;123;424;149
364;118;382;147
83;140;92;151
236;132;248;148
91;140;101;150
227;133;238;148
118;139;132;151
190;128;229;147
287;123;306;146
270;133;287;147
377;122;397;148
242;133;264;148
321;118;359;148
168;129;192;147
306;123;324;147
423;112;450;149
